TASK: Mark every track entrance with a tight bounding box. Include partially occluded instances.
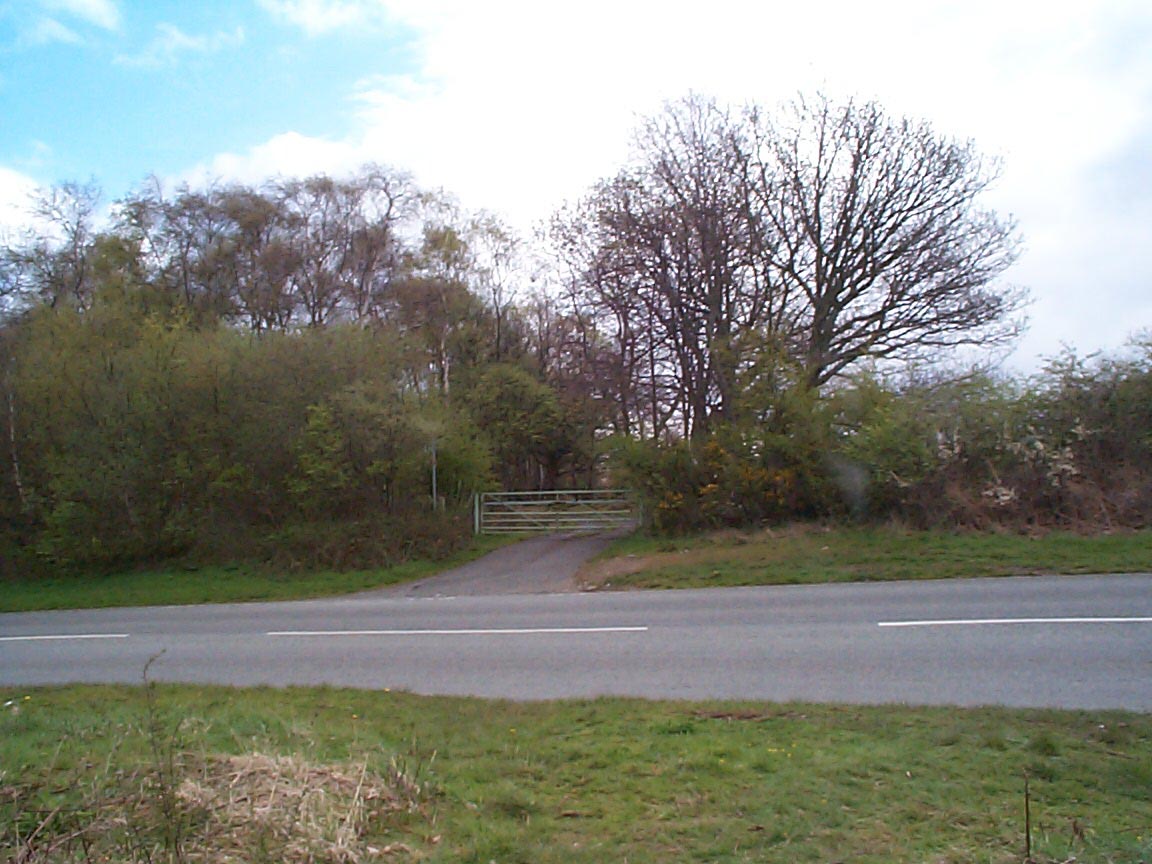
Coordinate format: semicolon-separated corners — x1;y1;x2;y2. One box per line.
474;489;639;535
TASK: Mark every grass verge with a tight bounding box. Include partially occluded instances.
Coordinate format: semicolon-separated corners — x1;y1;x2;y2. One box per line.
2;684;1149;863
0;535;513;613
578;525;1152;590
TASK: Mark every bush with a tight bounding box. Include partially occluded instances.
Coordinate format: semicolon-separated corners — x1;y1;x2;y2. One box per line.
258;510;474;572
611;430;821;534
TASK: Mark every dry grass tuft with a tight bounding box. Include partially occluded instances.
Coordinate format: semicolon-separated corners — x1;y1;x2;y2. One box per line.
175;753;413;862
6;753;424;863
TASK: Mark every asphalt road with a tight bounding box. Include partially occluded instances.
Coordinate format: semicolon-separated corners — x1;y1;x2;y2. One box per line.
2;571;1150;709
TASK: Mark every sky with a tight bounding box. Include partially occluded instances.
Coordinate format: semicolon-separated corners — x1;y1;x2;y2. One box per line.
1;0;1150;372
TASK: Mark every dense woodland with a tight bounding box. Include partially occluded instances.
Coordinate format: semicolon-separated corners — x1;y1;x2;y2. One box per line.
1;94;1149;574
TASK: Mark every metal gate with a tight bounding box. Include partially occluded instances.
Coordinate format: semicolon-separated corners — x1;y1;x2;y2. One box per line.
474;489;639;535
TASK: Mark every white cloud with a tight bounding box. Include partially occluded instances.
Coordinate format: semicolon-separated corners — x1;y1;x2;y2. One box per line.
93;0;1152;367
0;168;39;240
114;23;245;69
40;0;120;31
18;16;83;47
257;0;392;35
183;131;362;189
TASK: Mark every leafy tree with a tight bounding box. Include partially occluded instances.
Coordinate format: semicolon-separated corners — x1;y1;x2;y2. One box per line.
461;364;570;490
289;403;353;515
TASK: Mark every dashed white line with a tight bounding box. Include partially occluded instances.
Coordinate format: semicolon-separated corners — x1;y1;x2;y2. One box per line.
267;626;649;637
0;633;130;642
878;617;1152;628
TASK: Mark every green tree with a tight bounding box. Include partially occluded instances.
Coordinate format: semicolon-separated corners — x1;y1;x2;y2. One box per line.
462;364;569;490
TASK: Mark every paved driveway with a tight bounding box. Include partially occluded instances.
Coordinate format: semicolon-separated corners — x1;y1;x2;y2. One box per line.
366;532;620;597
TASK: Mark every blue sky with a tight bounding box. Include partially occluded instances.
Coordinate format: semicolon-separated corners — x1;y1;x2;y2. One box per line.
1;0;1150;371
0;0;419;192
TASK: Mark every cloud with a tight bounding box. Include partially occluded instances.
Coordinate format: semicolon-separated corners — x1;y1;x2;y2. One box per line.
183;131;362;189
6;0;119;49
40;0;120;31
257;0;392;35
64;0;1152;368
17;16;83;47
0;168;39;239
114;23;245;69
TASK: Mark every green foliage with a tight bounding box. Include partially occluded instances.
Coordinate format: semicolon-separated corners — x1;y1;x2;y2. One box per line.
10;291;201;566
1;168;1147;570
615;343;1152;535
262;510;474;572
612;429;816;533
289;403;352;515
461;363;570;490
0;295;492;570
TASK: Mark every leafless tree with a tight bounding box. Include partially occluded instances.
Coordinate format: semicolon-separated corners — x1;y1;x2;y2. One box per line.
747;94;1025;388
1;181;103;313
552;93;1026;438
554;95;768;439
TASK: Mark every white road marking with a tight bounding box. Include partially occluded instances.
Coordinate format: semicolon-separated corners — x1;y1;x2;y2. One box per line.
0;633;130;642
878;617;1152;628
267;626;649;637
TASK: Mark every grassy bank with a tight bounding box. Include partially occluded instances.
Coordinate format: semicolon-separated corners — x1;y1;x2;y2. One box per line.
579;525;1152;591
2;684;1149;863
4;526;1150;612
0;535;512;613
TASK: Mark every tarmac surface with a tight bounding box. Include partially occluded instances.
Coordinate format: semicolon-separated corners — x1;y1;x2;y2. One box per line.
366;532;620;597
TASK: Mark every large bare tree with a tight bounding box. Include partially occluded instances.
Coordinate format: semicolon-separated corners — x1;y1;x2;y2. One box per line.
553;93;1026;438
553;95;769;439
748;94;1025;388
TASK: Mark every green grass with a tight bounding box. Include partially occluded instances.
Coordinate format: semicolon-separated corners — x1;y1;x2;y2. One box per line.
0;535;513;612
5;526;1150;612
2;684;1150;862
582;525;1152;590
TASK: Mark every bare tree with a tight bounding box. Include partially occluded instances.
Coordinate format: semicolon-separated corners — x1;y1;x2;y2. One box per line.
212;185;298;331
552;93;1026;440
342;165;411;325
278;175;348;327
468;212;522;361
117;180;238;322
279;165;413;327
1;181;103;314
553;95;766;439
748;94;1025;388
